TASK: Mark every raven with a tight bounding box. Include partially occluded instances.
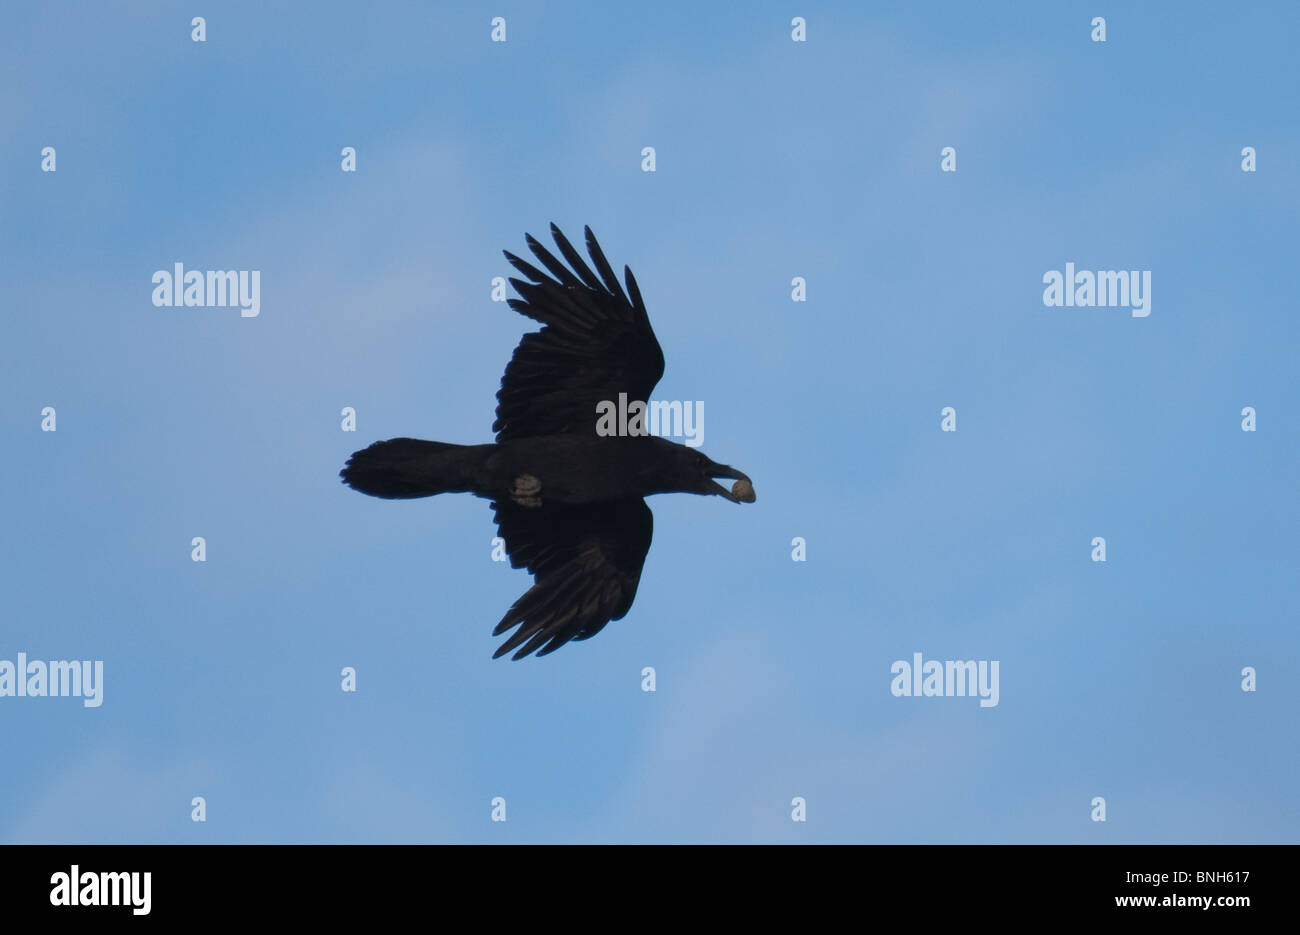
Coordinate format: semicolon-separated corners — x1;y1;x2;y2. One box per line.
341;225;755;659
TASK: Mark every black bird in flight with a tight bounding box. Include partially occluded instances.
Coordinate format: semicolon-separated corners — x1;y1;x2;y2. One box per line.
341;225;755;659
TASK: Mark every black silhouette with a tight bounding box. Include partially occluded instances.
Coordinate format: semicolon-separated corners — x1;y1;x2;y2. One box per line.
341;225;754;659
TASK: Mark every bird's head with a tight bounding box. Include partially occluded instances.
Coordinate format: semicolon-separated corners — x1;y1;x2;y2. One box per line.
680;449;756;503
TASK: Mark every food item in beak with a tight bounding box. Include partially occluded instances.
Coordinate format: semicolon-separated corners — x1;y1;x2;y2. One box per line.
731;478;756;502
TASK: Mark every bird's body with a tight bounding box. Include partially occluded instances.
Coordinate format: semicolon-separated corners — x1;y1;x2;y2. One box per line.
341;225;754;659
344;434;746;506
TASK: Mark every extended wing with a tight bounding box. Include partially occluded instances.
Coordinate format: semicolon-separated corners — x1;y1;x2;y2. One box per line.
489;498;653;659
494;224;665;441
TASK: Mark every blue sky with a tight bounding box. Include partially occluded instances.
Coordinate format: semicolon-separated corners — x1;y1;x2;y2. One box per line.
1;1;1297;843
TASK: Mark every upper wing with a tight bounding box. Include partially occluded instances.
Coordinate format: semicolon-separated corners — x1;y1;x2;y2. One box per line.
489;498;654;659
493;224;665;441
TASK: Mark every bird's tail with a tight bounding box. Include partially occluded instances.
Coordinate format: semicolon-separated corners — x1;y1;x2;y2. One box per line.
340;438;490;499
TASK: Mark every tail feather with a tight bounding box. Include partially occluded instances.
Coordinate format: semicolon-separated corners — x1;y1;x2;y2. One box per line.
341;438;487;499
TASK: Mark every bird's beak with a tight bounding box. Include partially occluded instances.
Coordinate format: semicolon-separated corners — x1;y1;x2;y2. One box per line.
707;464;756;503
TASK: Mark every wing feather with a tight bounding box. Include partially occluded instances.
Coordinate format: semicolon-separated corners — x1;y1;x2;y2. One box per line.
493;225;665;441
489;498;653;659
